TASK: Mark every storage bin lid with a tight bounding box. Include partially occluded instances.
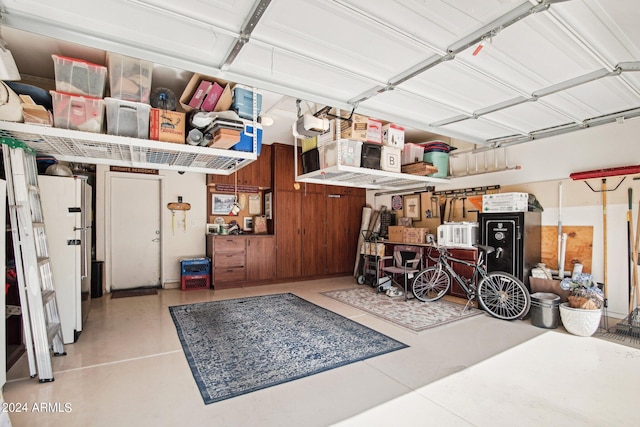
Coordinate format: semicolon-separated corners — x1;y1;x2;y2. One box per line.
531;292;561;305
417;140;457;153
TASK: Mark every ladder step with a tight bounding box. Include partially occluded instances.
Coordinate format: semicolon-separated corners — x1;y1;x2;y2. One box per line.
47;323;62;345
32;222;45;227
41;290;56;306
37;257;50;266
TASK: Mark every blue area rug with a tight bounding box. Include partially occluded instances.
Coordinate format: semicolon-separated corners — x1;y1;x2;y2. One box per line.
169;293;408;404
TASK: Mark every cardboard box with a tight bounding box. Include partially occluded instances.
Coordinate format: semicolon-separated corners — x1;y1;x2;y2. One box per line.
187;80;212;109
317;119;335;146
388;226;405;242
361;242;385;258
200;82;225;112
382;123;404;148
340;113;368;141
150;109;186;144
403;227;428;244
366;118;382;143
380;146;401;173
482;192;529;212
180;73;232;113
210;129;241;149
529;277;571;302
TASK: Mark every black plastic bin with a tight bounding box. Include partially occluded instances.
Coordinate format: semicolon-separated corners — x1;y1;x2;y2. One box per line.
91;260;104;298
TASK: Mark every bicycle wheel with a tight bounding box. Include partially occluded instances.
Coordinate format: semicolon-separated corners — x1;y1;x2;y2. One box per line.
477;272;530;320
411;266;451;302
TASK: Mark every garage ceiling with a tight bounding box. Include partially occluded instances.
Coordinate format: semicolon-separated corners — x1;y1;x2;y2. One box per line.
1;0;639;147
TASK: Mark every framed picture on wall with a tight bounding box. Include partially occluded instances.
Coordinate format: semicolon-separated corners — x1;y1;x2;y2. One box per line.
243;217;253;231
211;193;236;215
403;194;421;220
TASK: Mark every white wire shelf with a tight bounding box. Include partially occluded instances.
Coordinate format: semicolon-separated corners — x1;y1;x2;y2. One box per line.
294;138;450;190
296;163;449;190
0;121;257;174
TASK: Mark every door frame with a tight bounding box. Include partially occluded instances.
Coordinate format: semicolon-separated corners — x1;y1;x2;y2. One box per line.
104;172;165;292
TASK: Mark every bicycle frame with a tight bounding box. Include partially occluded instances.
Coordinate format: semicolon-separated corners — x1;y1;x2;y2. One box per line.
427;246;488;300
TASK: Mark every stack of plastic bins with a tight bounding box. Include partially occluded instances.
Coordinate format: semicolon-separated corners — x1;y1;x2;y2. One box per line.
105;53;154;138
180;257;211;291
50;55;107;133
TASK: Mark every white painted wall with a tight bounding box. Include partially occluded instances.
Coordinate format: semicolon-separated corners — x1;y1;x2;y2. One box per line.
95;166;207;289
369;118;640;319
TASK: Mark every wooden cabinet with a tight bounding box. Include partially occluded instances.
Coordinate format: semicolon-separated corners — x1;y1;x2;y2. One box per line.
275;190;302;279
246;236;276;281
273;143;296;191
272;143;323;193
301;191;327;276
207;234;276;287
326;186;366;274
207;144;272;188
210;236;247;286
273;143;365;279
423;246;477;299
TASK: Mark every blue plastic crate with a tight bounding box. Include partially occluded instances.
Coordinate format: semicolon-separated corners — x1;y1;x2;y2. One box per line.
232;124;262;155
180;258;211;276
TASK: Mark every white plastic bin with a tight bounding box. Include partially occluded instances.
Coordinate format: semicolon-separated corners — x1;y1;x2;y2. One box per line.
104;97;151;138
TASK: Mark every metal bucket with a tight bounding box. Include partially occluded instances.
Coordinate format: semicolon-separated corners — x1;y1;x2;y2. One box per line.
530;292;561;329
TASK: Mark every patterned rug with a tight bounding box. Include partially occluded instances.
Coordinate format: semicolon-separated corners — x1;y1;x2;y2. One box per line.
322;287;484;332
169;293;407;404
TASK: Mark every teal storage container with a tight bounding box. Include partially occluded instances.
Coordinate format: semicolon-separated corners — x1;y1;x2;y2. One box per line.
423;151;449;178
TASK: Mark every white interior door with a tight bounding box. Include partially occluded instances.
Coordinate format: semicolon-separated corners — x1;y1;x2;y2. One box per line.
109;175;161;290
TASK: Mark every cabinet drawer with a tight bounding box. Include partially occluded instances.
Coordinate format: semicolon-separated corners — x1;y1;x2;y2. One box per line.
215;237;246;252
215;267;246;283
215;252;245;268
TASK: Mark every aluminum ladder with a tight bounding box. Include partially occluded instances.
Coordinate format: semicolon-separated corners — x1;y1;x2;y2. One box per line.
2;139;66;382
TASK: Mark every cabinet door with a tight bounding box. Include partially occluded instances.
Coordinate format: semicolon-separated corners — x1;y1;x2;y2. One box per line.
447;248;477;299
275;190;302;278
255;143;272;188
301;191;327;276
326;188;366;274
246;236;276;281
273;143;296;191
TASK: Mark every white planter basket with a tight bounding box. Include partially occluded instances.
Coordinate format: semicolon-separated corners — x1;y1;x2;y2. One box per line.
559;302;602;337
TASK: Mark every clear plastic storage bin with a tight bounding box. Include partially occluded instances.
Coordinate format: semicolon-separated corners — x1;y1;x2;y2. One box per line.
232;84;262;119
320;140;363;169
107;53;153;103
50;91;105;133
52;55;107;98
104;97;151;138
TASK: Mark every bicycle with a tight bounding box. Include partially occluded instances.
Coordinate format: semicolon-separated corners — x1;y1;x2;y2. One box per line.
411;244;531;320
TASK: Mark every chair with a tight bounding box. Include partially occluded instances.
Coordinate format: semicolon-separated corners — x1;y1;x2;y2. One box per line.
381;245;422;299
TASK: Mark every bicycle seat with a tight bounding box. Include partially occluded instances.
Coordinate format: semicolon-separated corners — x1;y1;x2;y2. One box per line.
473;244;495;255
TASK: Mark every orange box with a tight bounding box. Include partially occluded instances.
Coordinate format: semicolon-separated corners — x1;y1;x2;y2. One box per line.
149;109;185;144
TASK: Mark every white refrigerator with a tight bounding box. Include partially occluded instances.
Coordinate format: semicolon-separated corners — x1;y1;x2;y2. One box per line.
39;175;92;344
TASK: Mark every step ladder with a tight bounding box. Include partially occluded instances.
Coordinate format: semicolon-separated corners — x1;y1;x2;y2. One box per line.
2;139;66;382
